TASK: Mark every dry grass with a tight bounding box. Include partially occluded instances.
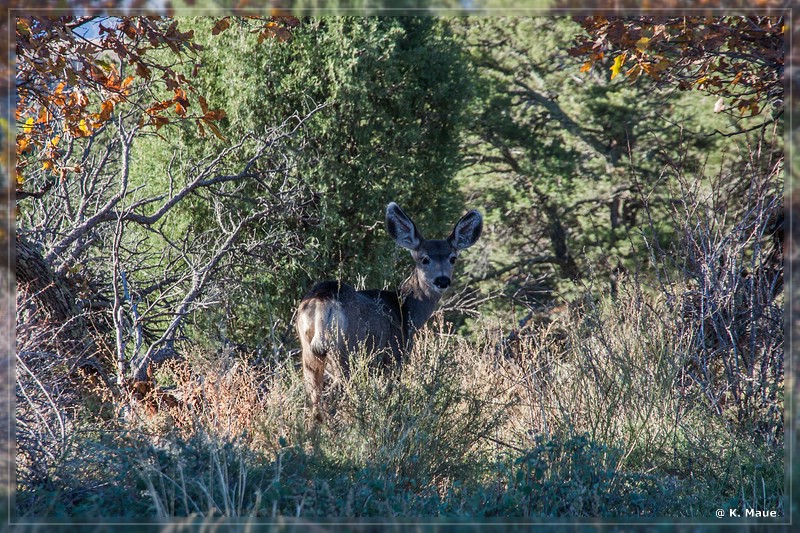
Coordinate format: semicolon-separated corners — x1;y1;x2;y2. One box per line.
13;151;784;518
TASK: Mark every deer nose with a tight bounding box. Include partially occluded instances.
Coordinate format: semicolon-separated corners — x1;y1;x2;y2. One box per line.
433;276;451;290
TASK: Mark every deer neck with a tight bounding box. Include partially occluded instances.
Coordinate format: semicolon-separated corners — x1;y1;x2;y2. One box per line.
399;270;441;334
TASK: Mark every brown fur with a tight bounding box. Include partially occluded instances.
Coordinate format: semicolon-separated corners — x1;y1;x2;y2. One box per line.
296;203;482;422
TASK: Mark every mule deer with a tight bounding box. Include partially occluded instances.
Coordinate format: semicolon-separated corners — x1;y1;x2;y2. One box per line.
296;202;483;421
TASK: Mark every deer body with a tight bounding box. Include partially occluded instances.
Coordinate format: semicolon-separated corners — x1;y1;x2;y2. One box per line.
296;202;482;421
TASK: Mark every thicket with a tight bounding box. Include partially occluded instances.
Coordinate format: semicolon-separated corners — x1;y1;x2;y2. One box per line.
130;16;473;348
14;14;784;521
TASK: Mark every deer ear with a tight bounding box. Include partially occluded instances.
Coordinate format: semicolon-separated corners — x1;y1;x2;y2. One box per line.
448;210;482;250
386;202;423;251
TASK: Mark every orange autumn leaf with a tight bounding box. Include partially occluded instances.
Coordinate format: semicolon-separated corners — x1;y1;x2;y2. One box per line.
204;108;226;121
17;138;30;154
98;100;115;122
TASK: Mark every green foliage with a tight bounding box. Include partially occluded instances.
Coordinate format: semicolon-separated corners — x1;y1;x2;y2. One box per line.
448;16;782;324
15;15;784;523
491;433;686;517
131;16;473;348
15;428;154;518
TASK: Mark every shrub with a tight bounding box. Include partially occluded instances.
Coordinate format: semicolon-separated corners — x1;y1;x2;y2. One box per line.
489;433;689;517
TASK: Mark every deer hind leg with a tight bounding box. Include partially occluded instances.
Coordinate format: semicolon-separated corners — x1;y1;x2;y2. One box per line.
302;348;326;423
298;300;347;423
297;307;326;423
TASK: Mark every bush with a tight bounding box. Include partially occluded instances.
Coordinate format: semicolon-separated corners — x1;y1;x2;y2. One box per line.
489;433;689;517
15;293;784;518
325;319;511;488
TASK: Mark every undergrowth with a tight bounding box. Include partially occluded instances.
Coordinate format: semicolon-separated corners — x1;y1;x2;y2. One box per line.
15;273;784;518
15;153;784;520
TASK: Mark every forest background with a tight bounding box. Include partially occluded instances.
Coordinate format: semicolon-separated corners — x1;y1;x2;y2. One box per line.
3;0;793;525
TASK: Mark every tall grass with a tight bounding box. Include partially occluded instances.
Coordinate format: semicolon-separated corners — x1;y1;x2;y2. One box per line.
15;269;784;518
15;150;783;520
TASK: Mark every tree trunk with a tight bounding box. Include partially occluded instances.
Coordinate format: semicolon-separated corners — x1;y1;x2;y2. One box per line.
16;235;80;325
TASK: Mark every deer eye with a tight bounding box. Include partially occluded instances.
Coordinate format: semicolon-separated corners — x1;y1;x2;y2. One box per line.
449;256;457;265
420;256;431;266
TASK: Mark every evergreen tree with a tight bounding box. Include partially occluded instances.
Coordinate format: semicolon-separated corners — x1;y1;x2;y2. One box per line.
131;16;474;348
